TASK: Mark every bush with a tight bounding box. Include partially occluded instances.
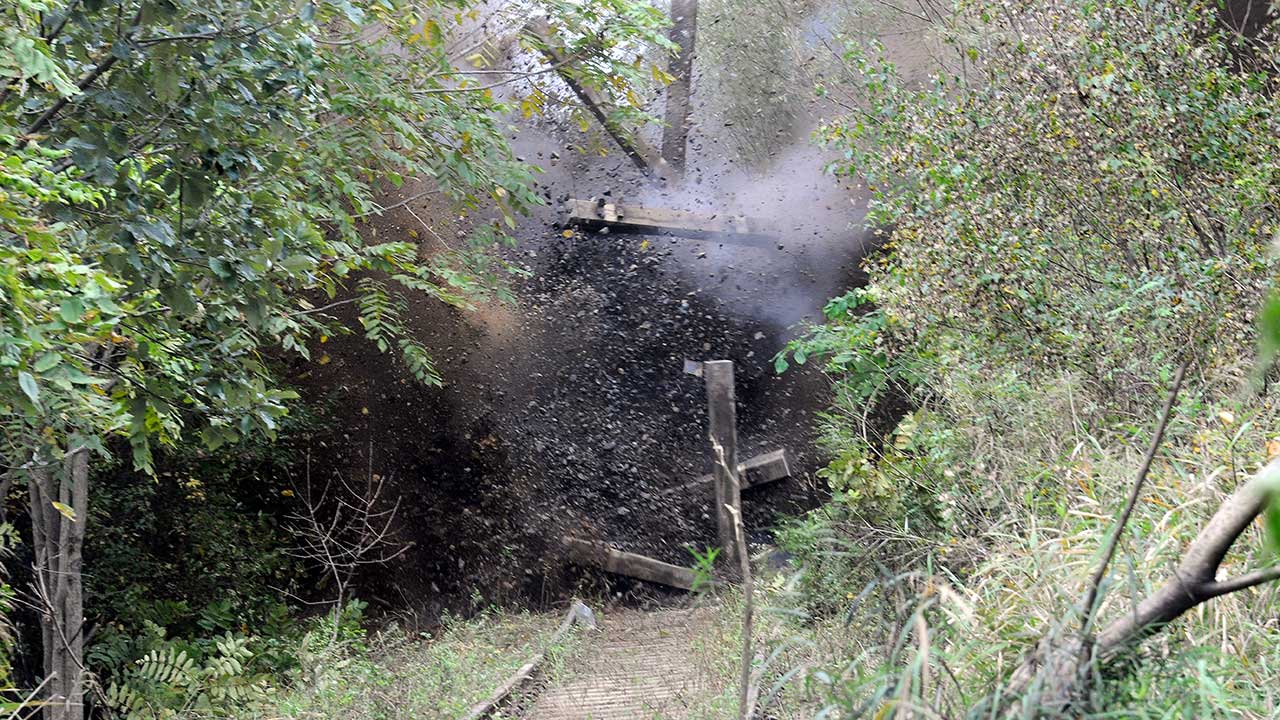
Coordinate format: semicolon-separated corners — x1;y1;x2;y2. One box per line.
770;0;1280;715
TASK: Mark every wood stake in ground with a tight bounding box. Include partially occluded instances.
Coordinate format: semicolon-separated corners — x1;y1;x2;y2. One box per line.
703;360;743;571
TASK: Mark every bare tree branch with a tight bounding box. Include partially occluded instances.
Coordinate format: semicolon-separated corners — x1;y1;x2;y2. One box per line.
1080;358;1190;635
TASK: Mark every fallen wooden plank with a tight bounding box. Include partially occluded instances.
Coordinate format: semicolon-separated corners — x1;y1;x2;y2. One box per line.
676;448;791;495
564;198;778;242
462;600;596;720
651;450;792;501
563;537;698;590
523;22;673;181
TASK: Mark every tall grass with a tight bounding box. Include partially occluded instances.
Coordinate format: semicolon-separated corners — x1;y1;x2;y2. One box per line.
762;363;1280;718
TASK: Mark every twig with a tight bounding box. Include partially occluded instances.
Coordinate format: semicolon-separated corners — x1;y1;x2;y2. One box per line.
725;486;755;719
1079;357;1189;636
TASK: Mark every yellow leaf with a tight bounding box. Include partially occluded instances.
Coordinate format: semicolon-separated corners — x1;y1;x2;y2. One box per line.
422;19;442;45
639;239;650;251
409;229;419;239
51;501;76;522
319;334;328;344
361;407;370;415
281;489;295;497
562;229;575;238
318;354;331;365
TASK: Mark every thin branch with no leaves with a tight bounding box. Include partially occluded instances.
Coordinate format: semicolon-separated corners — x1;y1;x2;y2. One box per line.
1079;357;1190;636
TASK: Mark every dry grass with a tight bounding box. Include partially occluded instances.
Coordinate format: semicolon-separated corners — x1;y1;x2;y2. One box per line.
757;364;1280;717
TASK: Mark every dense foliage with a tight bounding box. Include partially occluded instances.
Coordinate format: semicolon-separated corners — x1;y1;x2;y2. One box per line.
776;0;1280;715
1;0;669;472
1;0;671;715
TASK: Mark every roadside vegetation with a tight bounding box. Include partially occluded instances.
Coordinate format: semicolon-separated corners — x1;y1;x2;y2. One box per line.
4;0;1280;718
1;0;669;717
770;0;1280;716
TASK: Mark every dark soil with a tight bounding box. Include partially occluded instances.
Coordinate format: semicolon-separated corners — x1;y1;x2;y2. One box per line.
286;88;873;622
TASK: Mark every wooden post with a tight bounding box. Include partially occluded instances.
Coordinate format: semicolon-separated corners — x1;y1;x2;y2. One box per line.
703;360;742;570
661;0;698;172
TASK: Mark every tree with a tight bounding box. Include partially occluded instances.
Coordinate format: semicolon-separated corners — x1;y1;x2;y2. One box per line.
0;1;670;717
822;0;1280;396
804;0;1280;714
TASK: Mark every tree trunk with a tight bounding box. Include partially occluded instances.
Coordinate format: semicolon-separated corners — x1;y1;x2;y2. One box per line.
998;463;1280;717
27;448;89;720
661;0;698;172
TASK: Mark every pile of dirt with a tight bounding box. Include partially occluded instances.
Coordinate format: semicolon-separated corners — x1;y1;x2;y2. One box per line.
291;210;844;621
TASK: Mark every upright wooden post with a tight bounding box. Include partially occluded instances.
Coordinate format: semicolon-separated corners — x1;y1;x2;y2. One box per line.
661;0;698;172
703;360;742;570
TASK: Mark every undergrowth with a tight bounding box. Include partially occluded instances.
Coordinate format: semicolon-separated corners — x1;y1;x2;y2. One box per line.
761;0;1280;717
248;605;580;720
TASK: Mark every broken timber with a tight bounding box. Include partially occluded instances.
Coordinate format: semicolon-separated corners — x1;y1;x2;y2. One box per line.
523;22;673;181
597;449;790;524
562;537;697;591
564;198;778;243
658;449;791;498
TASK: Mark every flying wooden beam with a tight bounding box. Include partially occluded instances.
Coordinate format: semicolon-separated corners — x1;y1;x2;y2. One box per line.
562;537;698;590
564;198;778;243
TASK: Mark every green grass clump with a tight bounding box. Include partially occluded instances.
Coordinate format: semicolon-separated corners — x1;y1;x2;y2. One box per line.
242;606;580;720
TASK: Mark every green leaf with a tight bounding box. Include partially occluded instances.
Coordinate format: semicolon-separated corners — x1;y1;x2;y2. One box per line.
18;371;39;405
1266;497;1280;555
1258;292;1280;368
281;255;315;273
33;353;62;373
59;296;85;323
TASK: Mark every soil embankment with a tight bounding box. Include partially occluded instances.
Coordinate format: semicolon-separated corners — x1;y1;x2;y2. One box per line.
290;1;938;622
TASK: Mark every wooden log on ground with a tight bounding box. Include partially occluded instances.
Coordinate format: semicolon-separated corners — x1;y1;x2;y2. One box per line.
562;537;698;591
564;198;778;243
703;360;742;570
523;22;673;181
